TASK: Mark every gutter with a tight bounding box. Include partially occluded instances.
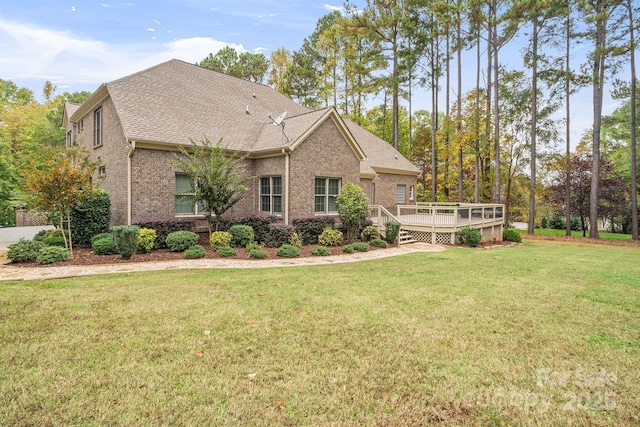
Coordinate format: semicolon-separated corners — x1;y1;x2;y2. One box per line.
127;140;136;225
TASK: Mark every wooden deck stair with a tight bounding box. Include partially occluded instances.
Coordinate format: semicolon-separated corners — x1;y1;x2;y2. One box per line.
398;229;417;245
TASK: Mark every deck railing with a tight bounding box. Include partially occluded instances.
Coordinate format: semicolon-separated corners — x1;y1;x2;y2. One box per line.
396;203;504;230
369;205;401;229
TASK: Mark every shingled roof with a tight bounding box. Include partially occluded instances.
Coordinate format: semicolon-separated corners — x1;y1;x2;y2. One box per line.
70;59;418;176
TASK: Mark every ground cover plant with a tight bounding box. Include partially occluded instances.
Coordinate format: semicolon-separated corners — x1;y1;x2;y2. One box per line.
1;241;639;425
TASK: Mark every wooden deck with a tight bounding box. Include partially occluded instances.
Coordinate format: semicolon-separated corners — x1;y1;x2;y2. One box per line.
370;203;505;245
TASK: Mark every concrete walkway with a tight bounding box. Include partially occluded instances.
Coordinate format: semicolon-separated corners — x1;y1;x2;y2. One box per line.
0;242;446;282
0;225;54;250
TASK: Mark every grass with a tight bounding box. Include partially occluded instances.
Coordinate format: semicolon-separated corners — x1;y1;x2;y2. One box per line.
1;241;639;426
518;228;632;240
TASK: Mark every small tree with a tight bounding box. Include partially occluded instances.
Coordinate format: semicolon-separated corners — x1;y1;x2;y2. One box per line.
336;181;369;243
174;138;252;236
23;148;97;255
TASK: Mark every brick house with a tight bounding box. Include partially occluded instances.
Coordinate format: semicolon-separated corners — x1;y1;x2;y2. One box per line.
62;59;418;226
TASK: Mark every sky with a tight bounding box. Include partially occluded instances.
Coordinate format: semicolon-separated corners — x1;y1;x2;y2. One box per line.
0;1;345;95
0;1;627;146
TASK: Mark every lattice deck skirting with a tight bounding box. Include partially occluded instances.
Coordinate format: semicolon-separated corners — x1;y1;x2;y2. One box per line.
404;223;504;245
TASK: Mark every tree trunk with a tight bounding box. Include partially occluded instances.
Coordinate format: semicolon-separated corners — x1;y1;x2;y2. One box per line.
492;6;501;204
528;19;538;235
431;36;438;202
628;0;638;240
589;0;606;239
65;205;73;256
444;25;451;200
457;4;464;202
565;13;572;237
392;36;400;150
475;30;482;203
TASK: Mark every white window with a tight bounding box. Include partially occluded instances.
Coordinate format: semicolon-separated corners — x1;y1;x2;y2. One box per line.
175;173;205;215
409;185;415;201
396;184;406;203
260;177;282;214
94;108;102;147
315;177;340;214
98;166;106;177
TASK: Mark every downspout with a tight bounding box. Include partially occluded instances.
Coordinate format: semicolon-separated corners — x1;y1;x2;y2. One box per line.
282;148;290;225
127;140;136;225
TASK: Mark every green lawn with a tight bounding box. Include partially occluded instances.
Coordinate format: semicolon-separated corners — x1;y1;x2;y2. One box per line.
519;228;632;240
1;241;639;426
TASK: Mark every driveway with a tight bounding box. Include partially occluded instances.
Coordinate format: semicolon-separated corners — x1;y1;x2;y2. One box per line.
0;225;54;251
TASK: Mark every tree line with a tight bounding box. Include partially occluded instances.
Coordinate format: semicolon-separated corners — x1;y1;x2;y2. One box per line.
2;0;637;240
198;0;638;240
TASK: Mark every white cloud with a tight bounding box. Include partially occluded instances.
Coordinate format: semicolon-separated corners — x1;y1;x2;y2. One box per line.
100;3;112;7
146;27;156;32
153;19;160;25
0;18;244;95
253;47;267;53
324;4;343;12
70;6;76;12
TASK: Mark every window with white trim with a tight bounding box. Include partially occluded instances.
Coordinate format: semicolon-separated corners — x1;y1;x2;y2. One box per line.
66;130;73;147
94;108;102;147
260;176;282;214
315;177;340;214
396;184;406;203
175;173;205;215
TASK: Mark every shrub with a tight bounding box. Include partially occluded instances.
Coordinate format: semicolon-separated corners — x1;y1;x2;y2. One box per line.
277;244;300;258
6;239;44;263
310;245;330;256
289;232;302;248
291;216;336;245
384;221;401;244
249;248;268;259
352;242;369;252
133;218;196;249
137;228;157;253
370;238;388;248
318;227;343;247
336;182;369;242
542;216;579;231
184;245;207;259
91;233;112;245
216;215;279;244
92;236;118;255
33;229;66;247
36;246;70;265
210;231;232;249
265;223;294;248
361;225;381;242
42;235;66;247
165;230;199;252
503;229;522;243
246;242;263;251
111;225;140;259
458;226;482;247
216;245;237;257
70;189;111;246
229;224;254;247
342;244;354;253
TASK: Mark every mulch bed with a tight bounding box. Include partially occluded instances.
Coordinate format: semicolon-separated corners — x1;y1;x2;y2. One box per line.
3;234;393;268
521;233;640;247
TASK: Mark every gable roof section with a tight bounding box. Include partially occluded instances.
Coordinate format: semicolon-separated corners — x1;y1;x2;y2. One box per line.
69;59;417;175
62;102;80;128
344;118;419;177
71;59;311;152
